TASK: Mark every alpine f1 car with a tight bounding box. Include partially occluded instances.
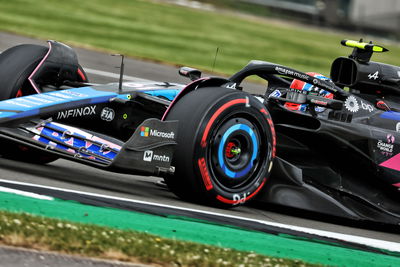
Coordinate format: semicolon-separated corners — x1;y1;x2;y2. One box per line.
0;39;399;225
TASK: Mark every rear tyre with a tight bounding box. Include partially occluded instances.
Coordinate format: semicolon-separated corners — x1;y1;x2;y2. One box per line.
165;87;275;207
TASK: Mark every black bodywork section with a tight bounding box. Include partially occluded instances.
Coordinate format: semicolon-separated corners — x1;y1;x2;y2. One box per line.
225;48;400;225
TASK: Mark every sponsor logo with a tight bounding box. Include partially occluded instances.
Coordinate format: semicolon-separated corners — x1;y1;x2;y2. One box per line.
344;96;359;112
361;101;373;112
233;193;248;205
140;127;175;139
377;134;395;153
344;96;373;113
368;71;379;80
143;150;153;162
57;105;96;119
288;88;307;94
377;141;393;153
225;83;237;89
310;99;328;106
143;150;170;163
275;66;309;80
100;107;115;122
268;89;282;98
140;126;150;137
315;106;326;113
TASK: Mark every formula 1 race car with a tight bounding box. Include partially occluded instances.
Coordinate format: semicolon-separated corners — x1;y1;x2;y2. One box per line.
0;39;399;226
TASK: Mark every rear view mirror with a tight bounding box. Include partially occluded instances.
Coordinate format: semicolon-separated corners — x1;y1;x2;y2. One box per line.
179;67;201;81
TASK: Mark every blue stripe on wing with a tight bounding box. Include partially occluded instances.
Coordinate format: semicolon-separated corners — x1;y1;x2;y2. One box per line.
0;87;118;120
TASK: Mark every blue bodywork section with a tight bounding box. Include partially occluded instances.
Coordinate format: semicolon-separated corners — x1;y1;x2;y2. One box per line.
380;111;400;121
0;87;120;120
0;86;180;122
140;89;179;101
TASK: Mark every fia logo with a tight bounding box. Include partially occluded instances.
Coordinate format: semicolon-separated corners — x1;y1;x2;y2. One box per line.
100;107;115;122
140;127;150;137
143;150;153;162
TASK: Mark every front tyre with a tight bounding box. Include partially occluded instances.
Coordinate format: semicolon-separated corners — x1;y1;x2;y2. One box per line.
165;87;276;207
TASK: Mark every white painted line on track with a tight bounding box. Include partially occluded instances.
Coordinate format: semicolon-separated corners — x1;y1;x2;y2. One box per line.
0;178;399;253
83;68;154;83
0;185;53;201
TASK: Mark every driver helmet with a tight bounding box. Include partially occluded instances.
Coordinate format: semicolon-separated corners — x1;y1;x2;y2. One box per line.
284;72;334;112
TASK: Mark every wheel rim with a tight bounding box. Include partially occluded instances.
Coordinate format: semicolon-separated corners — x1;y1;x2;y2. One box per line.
208;116;266;190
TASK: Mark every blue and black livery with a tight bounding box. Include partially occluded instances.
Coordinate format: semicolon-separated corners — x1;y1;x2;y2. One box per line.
0;39;399;227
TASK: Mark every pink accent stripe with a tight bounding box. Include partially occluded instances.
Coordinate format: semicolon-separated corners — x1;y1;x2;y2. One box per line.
161;77;210;121
28;41;52;94
393;183;400;188
379;153;400;172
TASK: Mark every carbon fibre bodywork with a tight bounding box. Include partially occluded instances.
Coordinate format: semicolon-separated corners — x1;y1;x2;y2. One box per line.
225;60;400;225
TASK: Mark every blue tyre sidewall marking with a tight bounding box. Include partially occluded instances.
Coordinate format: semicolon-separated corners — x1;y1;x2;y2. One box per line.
217;124;258;178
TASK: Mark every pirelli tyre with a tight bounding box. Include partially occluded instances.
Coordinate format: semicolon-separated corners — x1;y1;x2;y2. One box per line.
165;87;276;207
0;44;87;99
0;43;88;164
0;44;47;99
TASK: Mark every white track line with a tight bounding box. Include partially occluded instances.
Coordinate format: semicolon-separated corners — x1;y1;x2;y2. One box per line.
0;178;399;253
84;68;154;83
0;185;53;200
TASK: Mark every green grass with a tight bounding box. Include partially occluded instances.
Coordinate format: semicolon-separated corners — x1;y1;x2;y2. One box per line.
1;0;400;77
0;210;316;267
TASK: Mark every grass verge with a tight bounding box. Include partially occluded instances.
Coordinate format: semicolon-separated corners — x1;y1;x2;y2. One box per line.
0;0;400;77
0;210;315;267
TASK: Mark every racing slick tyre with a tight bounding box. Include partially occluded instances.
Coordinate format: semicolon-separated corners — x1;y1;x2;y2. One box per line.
0;44;86;164
0;44;47;99
164;87;276;207
0;44;87;98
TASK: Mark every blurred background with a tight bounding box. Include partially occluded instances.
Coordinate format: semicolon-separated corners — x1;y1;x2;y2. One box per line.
186;0;400;39
1;0;399;77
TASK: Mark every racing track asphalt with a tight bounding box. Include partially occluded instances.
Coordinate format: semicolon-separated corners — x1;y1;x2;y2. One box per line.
0;32;399;244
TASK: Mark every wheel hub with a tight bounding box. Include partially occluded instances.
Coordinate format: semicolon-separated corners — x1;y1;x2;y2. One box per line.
225;141;241;159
